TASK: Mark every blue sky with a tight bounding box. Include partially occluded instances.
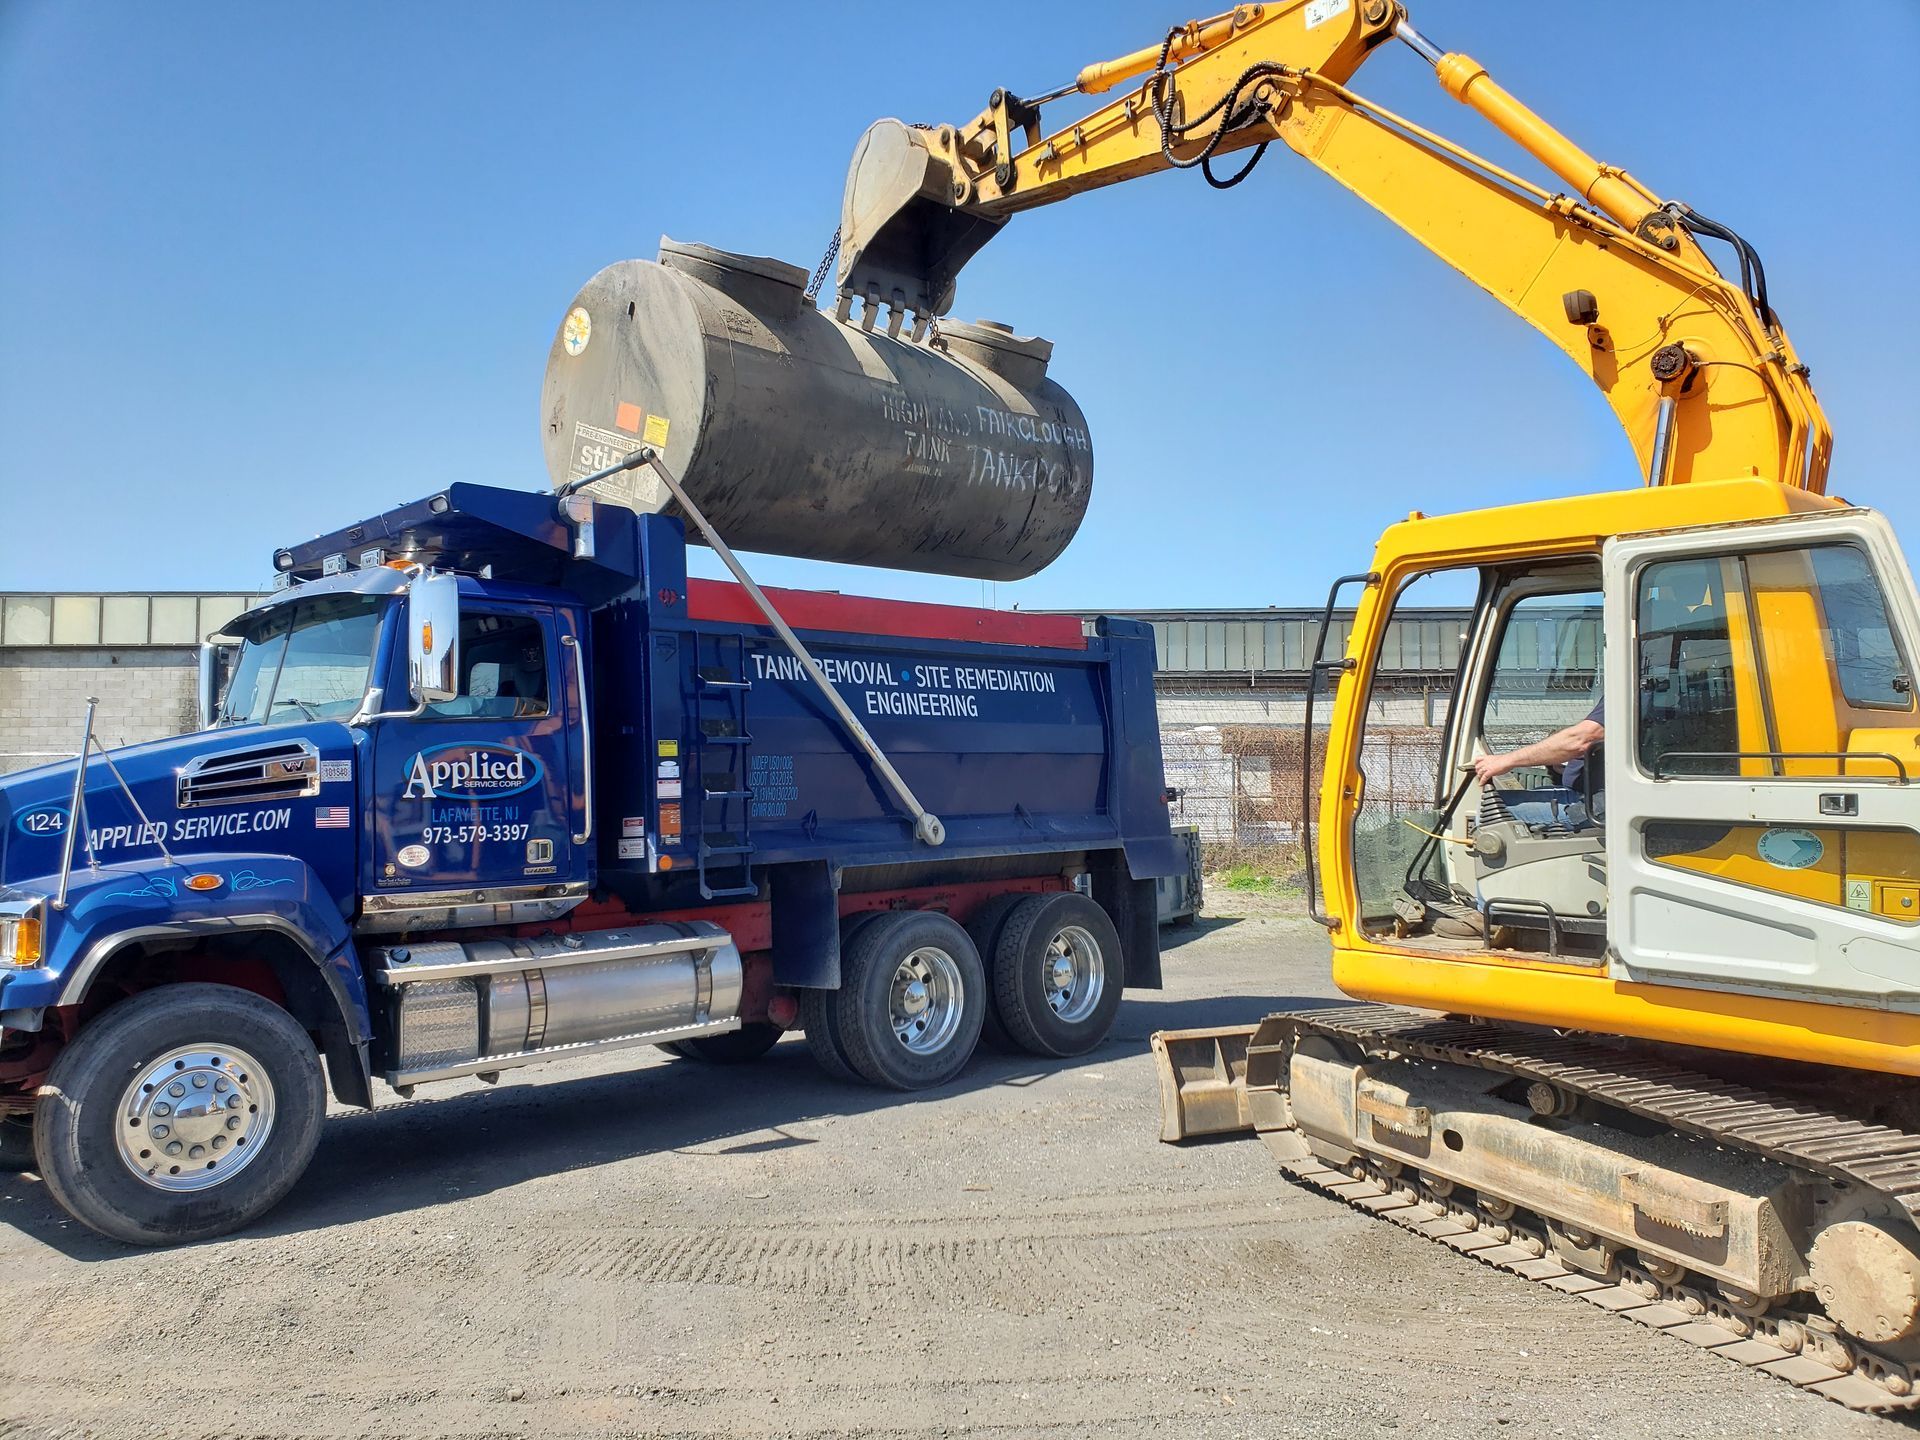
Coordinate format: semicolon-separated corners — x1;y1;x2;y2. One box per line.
3;2;1914;610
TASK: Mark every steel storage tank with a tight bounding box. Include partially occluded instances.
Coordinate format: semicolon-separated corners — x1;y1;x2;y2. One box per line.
540;239;1094;581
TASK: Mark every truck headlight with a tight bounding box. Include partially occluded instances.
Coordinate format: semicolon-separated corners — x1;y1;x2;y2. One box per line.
0;898;45;967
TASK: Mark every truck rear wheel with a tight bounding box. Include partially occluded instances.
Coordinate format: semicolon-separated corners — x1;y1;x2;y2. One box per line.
0;1114;33;1173
34;983;326;1246
834;910;985;1090
963;893;1028;1053
991;893;1124;1058
802;913;884;1084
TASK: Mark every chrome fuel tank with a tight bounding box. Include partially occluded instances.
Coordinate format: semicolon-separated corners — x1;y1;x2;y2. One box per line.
379;923;744;1086
541;239;1094;580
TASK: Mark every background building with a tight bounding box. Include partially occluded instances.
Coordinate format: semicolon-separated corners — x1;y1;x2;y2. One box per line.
0;592;260;776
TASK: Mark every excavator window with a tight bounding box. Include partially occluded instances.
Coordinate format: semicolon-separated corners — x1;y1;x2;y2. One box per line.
1344;568;1475;930
1479;590;1605;786
1632;539;1920;921
1634;556;1746;777
1634;542;1913;781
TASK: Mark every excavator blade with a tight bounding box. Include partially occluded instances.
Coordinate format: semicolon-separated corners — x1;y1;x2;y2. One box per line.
1150;1025;1259;1142
837;119;1006;320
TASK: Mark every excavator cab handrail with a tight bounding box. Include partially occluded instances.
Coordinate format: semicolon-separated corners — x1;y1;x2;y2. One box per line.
1299;571;1376;929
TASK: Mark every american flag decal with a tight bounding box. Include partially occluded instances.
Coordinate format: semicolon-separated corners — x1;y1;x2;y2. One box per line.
314;806;350;829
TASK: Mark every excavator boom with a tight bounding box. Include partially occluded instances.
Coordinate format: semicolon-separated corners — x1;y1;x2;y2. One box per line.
837;1;1830;492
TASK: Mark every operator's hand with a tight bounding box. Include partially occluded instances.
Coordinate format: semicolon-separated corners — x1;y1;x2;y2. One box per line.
1471;753;1510;786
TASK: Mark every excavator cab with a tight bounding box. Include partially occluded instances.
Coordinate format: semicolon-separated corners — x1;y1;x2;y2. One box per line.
1326;483;1920;1042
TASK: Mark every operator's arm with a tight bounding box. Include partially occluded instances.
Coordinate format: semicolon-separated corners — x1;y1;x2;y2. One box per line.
1473;719;1603;785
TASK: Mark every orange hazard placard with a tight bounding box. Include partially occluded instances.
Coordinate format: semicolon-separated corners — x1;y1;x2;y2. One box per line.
614;401;644;434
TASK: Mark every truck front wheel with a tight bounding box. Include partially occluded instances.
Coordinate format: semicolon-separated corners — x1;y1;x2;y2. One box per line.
0;1114;33;1173
660;1022;785;1064
35;984;326;1246
834;910;985;1090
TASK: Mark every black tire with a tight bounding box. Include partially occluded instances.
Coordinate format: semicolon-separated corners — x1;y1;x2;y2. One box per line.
964;893;1029;1053
801;912;887;1084
35;984;326;1246
798;988;861;1083
0;1114;33;1174
834;910;985;1090
992;893;1125;1059
668;1022;786;1064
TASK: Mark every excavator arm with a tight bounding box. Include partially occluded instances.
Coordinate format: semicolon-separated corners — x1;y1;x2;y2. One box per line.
837;1;1830;492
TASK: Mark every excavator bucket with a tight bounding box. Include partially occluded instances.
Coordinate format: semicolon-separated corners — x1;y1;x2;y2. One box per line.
1150;1025;1260;1142
836;119;1006;320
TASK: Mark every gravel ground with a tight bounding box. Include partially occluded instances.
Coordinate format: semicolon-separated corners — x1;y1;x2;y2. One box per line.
0;903;1890;1439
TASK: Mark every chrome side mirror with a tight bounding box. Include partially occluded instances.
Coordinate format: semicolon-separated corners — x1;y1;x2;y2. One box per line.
408;573;460;704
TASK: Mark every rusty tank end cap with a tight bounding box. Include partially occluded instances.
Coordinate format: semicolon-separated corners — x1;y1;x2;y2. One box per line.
658;238;809;294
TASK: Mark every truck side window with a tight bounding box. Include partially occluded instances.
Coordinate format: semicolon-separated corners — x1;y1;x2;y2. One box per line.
425;613;551;720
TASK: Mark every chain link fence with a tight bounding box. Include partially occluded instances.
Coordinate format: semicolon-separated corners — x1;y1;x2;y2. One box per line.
1164;722;1447;864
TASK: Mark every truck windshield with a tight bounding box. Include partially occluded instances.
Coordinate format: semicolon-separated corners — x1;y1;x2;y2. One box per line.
219;594;385;727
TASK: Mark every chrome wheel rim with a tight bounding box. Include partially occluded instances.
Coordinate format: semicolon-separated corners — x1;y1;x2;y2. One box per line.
1042;925;1105;1025
116;1044;275;1192
890;946;965;1055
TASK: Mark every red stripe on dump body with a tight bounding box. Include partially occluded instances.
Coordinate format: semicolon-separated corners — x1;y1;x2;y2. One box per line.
684;579;1087;651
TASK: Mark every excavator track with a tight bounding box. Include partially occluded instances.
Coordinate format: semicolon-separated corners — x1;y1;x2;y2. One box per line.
1304;1005;1920;1225
1156;1003;1920;1415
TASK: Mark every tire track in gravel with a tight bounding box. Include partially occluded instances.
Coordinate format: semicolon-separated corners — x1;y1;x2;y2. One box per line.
515;1194;1302;1296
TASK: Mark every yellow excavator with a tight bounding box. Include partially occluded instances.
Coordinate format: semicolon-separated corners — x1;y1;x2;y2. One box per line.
833;1;1920;1413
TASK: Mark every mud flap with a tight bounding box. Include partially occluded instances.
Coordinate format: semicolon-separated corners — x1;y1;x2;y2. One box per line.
772;861;839;989
1091;852;1161;989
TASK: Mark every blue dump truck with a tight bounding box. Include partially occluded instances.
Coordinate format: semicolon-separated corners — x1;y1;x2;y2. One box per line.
0;482;1177;1243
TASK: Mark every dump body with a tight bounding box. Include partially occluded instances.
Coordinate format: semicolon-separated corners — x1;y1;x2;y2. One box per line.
540;241;1094;580
594;530;1175;904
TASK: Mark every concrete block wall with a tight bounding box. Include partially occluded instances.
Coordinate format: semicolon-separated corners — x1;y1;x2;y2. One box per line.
0;648;200;775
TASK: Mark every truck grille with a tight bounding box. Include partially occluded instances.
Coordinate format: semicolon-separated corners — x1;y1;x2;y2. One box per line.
177;739;320;809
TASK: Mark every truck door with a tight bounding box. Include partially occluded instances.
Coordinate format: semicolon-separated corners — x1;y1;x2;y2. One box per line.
1601;510;1920;1005
368;601;589;908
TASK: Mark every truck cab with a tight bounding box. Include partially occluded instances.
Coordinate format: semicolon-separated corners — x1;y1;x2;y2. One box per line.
0;483;1178;1244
